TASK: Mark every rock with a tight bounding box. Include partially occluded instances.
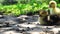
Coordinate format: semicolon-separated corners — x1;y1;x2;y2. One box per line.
57;31;60;34
0;15;4;18
26;27;30;31
5;22;10;27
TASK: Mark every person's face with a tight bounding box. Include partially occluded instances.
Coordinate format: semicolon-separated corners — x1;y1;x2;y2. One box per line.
50;3;55;8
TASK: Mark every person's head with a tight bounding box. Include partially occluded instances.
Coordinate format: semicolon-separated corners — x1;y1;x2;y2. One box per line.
49;1;57;8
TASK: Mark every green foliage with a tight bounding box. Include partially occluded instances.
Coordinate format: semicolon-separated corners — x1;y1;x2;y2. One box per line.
57;4;60;8
2;0;18;5
0;0;60;16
